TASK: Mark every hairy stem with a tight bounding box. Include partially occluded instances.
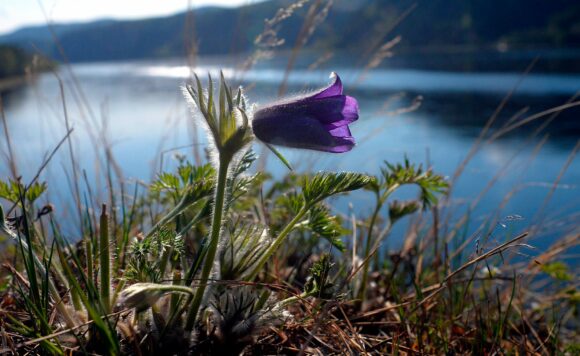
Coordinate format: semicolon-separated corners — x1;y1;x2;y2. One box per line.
144;189;194;240
358;185;398;301
86;237;94;292
185;155;230;331
357;200;382;301
277;290;316;309
100;204;111;314
247;206;309;281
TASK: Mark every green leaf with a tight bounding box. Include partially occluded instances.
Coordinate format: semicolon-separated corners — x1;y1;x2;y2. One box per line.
182;177;215;205
152;162;215;207
541;262;573;281
276;192;305;215
0;180;17;202
231;149;257;178
54;235;120;354
221;70;234;114
265;143;293;171
207;73;216;119
234;86;246;110
26;182;48;203
125;227;182;283
389;200;421;223
302;171;372;205
266;172;301;200
0;179;47;204
151;172;180;192
153;163;215;193
380;159;449;209
220;223;270;280
225;150;264;208
304;253;335;299
306;204;346;251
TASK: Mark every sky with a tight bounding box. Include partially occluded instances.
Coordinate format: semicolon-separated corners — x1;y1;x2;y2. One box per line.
0;0;262;35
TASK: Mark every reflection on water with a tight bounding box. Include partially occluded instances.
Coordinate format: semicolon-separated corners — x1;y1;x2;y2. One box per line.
69;58;580;95
1;56;578;257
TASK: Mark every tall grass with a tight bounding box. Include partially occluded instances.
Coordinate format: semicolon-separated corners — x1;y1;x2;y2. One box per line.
0;1;579;355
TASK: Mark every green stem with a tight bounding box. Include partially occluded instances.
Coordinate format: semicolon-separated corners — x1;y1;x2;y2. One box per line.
170;270;182;313
70;283;83;311
144;190;192;240
185;155;230;331
246;206;309;281
357;201;382;301
178;199;211;238
277;290;314;309
357;185;398;301
100;204;111;314
86;237;94;293
158;246;172;279
111;279;126;307
151;284;196;295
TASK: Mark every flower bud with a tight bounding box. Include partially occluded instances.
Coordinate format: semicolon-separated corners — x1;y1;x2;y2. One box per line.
118;283;166;312
184;72;253;160
118;283;194;312
252;72;359;153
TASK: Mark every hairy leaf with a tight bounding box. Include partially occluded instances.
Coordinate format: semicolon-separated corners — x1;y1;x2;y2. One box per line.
389;200;421;223
306;204;346;251
302;171;372;205
380;159;449;209
220;223;271;280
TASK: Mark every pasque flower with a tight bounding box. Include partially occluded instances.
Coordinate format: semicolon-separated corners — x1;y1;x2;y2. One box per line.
252;72;359;153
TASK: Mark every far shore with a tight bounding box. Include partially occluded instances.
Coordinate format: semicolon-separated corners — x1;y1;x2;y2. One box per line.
0;75;29;93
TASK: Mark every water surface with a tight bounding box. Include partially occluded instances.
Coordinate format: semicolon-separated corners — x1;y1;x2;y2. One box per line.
1;54;578;260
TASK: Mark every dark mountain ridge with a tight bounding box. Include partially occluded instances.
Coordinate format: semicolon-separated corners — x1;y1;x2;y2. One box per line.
1;0;578;63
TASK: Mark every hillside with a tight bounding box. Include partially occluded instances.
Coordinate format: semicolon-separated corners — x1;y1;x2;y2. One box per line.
0;0;579;63
0;45;55;79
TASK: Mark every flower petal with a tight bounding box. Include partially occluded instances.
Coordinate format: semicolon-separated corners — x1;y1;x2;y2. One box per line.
326;126;355;153
331;95;359;128
310;72;343;99
326;140;355;153
326;125;353;139
256;95;358;129
309;95;359;128
252;113;354;153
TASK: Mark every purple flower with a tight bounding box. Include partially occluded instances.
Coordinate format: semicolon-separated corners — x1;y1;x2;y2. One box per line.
252;73;359;153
